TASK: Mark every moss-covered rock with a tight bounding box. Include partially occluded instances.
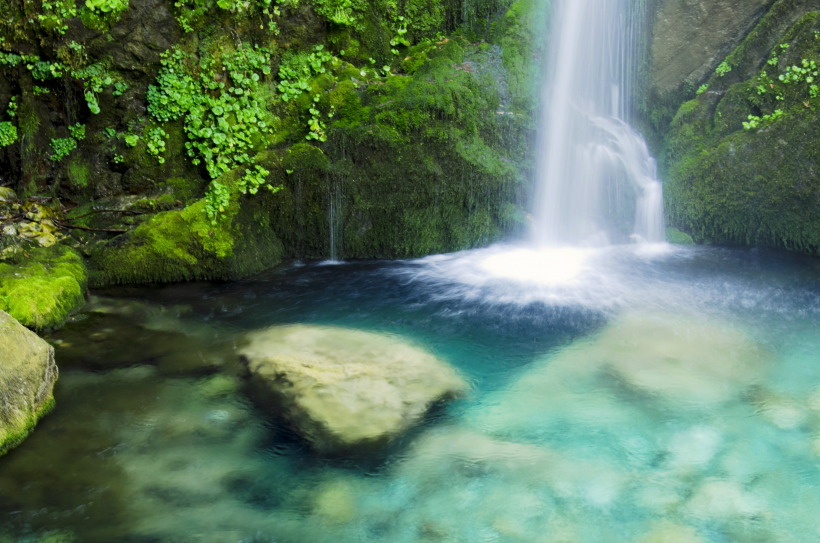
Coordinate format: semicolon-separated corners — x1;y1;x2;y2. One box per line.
662;7;820;253
89;171;285;285
0;246;88;331
268;24;544;259
0;310;58;455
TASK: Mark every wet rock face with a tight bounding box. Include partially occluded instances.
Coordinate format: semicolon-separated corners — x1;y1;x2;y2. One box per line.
239;325;469;452
0;311;58;454
650;0;774;96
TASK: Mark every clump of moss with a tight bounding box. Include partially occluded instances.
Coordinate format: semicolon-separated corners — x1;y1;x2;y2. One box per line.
0;245;88;331
133;194;178;212
666;227;695;246
89;170;285;286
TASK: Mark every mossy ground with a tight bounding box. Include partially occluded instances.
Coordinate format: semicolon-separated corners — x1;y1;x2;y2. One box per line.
0;246;88;331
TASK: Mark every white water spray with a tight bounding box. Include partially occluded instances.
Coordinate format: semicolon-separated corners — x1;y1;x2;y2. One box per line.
533;0;664;246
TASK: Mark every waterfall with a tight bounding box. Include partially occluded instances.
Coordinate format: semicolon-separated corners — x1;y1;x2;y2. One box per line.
532;0;664;246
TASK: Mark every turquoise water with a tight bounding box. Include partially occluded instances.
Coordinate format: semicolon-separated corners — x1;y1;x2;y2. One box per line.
1;244;819;542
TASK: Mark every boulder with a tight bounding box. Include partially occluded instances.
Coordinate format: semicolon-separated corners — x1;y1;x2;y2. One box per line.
649;0;774;97
239;325;468;451
0;310;58;455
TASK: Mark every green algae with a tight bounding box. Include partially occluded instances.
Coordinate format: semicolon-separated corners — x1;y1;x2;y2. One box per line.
0;246;88;331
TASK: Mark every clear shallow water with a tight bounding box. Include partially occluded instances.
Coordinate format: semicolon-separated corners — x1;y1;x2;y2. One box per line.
1;244;820;542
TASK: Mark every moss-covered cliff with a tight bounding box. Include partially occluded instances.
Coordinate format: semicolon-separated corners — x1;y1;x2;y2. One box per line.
0;0;549;295
661;2;820;252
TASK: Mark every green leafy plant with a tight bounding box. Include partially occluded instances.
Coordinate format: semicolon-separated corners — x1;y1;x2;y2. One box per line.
68;123;86;140
146;127;168;163
237;165;277;194
0;122;17;147
86;0;129;14
277;45;333;102
6;96;17;118
389;14;410;55
716;61;732;77
50;137;78;161
204;180;230;224
28;60;66;80
124;133;139;147
38;0;77;35
72;62;127;114
112;154;124;163
313;0;358;25
778;59;818;85
148;45;275;179
696;84;708;96
742;109;783;130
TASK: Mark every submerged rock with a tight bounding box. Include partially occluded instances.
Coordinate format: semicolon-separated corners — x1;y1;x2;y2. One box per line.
239;325;468;451
640;520;704;543
684;478;766;522
467;313;770;444
0;310;58;454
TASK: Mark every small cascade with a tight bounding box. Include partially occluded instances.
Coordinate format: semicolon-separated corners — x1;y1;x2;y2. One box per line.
532;0;664;246
328;174;343;261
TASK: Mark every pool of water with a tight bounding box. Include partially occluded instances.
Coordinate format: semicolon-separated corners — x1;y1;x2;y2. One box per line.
1;243;819;542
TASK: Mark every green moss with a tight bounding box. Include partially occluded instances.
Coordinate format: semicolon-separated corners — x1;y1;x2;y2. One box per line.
267;29;534;259
0;394;55;457
133;194;177;212
67;158;91;188
89;170;285;285
662;10;820;254
666;227;696;246
401;51;429;74
162;176;207;203
0;246;88;331
490;0;550;114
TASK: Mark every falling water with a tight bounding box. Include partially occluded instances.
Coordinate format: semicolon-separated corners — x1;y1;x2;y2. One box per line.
533;0;664;246
328;174;343;261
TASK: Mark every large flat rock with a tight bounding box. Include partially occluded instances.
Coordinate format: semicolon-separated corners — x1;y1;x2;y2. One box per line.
239;325;468;451
0;310;58;454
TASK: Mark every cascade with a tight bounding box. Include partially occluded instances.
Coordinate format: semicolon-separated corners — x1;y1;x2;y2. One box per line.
533;0;664;246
